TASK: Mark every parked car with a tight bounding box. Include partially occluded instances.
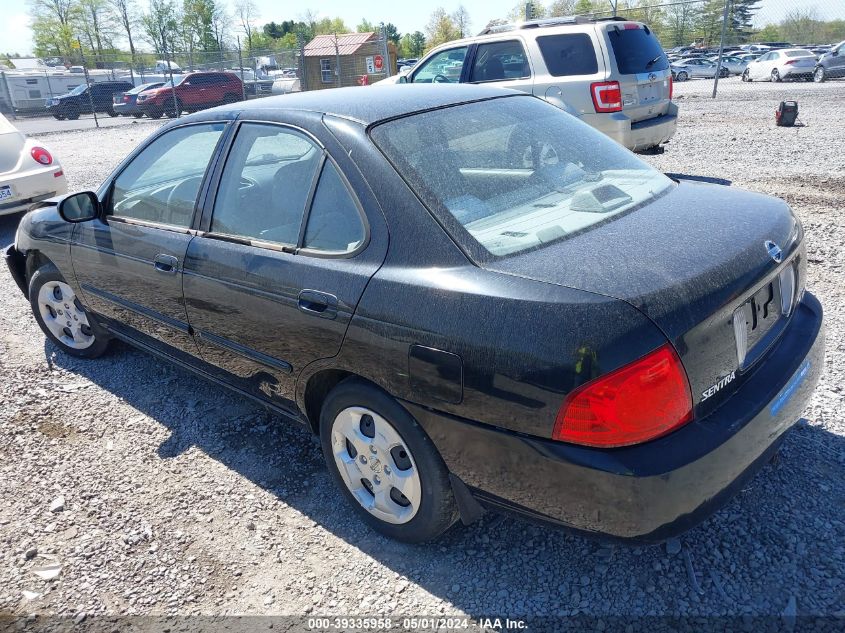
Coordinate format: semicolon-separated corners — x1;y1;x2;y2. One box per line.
737;52;762;63
5;85;824;543
46;80;135;120
742;49;817;82
136;71;243;119
671;58;728;80
113;82;165;118
813;40;845;82
708;55;748;75
0;113;67;216
386;15;677;153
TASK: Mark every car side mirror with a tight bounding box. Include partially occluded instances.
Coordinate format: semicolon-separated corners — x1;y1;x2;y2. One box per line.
58;191;100;223
398;75;408;84
833;50;839;57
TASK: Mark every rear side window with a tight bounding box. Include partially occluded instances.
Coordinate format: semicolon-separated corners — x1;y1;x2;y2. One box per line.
536;34;598;77
302;161;365;253
469;40;530;82
607;26;669;74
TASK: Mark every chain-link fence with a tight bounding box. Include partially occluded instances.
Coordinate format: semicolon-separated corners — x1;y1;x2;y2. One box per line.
0;30;396;124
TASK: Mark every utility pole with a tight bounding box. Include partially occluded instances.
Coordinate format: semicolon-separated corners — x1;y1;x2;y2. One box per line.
712;0;731;98
160;28;179;118
78;39;99;128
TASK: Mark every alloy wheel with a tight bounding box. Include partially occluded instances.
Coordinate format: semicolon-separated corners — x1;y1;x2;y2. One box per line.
814;67;825;83
37;281;95;350
330;406;422;524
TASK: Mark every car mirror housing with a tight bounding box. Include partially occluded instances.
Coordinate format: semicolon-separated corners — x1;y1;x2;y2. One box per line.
58;191;100;223
398;75;408;84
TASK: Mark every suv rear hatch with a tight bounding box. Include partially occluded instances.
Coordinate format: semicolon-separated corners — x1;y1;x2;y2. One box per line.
601;22;672;123
483;180;804;417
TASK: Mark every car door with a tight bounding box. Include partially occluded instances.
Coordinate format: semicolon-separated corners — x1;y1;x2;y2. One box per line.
465;38;532;93
409;45;470;83
72;121;228;360
182;121;387;412
756;52;775;79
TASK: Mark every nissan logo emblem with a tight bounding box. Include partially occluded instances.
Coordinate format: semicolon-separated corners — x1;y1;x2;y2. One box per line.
765;240;783;263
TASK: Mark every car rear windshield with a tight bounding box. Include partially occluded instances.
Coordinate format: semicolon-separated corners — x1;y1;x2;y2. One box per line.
536;33;598;76
607;25;669;74
370;96;672;260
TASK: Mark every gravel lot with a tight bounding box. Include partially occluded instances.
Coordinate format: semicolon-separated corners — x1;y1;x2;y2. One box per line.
1;78;844;630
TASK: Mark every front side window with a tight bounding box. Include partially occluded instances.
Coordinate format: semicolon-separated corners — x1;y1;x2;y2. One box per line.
211;123;321;244
411;47;468;83
469;40;530;82
320;59;333;83
536;33;599;77
111;123;225;227
371;96;672;259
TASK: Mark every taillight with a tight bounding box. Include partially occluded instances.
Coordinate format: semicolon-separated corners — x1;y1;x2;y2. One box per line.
668;74;673;100
785;60;796;66
31;147;53;165
553;343;693;448
590;81;623;113
123;94;130;102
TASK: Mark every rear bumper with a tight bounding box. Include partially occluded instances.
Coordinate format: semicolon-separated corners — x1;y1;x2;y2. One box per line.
582;102;678;151
407;292;824;542
0;168;67;216
113;102;139;115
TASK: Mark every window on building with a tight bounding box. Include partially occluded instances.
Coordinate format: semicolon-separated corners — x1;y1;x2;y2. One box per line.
320;59;333;83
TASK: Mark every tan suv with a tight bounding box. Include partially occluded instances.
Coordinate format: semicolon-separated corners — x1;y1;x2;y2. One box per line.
399;16;677;153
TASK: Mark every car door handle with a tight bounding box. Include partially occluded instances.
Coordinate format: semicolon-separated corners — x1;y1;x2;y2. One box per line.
153;254;179;274
298;290;338;319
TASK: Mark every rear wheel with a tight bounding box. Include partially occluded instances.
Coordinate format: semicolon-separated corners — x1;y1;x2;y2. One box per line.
29;265;110;358
676;71;689;82
771;68;781;82
814;67;826;83
719;67;729;78
320;379;458;543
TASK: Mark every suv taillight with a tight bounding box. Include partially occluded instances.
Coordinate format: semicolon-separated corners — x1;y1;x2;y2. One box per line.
553;343;693;448
590;81;623;113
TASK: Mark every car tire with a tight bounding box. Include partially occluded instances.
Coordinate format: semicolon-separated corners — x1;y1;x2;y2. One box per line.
106;108;118;117
319;378;458;543
814;67;826;83
742;69;751;82
63;104;80;120
29;264;110;359
719;67;729;78
676;71;689;82
771;69;781;82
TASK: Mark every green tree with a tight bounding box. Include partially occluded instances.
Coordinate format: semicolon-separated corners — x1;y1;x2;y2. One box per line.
425;7;460;48
451;5;471;37
547;0;575;18
357;18;375;32
29;0;79;58
383;23;401;45
409;31;426;56
313;17;350;35
142;0;180;56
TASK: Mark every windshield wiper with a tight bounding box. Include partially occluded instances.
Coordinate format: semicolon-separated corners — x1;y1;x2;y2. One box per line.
645;55;664;68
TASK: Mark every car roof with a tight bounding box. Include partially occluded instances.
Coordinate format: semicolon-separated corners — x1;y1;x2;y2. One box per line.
216;84;523;125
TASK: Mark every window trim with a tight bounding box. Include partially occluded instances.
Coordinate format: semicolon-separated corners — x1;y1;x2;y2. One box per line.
201;120;370;260
468;38;531;84
103;120;231;232
320;59;333;84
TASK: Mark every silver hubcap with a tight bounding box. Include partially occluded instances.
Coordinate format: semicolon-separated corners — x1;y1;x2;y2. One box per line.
331;406;422;524
37;281;95;350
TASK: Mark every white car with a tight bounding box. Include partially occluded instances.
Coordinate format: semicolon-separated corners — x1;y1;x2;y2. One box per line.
0;114;67;216
742;49;817;82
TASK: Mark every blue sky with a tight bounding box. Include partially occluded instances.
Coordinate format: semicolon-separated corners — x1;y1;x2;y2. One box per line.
4;0;844;56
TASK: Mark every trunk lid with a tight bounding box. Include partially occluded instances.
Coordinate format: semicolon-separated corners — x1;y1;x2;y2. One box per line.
602;22;672;123
483;181;803;415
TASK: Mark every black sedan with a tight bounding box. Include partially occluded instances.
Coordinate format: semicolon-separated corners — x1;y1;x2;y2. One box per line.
5;86;824;543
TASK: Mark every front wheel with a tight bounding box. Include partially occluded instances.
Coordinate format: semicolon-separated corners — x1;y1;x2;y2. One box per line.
320;379;458;543
63;105;80;120
29;265;110;358
742;69;751;82
165;99;182;118
771;68;782;82
719;67;729;78
676;71;689;82
814;67;826;83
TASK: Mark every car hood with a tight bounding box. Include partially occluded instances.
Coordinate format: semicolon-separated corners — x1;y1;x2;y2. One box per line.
483;180;799;341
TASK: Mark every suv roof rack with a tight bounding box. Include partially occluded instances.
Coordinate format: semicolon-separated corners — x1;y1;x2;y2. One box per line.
478;15;627;36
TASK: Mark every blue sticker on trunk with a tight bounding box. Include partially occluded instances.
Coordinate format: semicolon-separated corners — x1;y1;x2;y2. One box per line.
770;359;811;417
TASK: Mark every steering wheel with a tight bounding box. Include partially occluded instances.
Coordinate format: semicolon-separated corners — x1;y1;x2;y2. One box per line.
433;74;451;83
239;176;258;191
